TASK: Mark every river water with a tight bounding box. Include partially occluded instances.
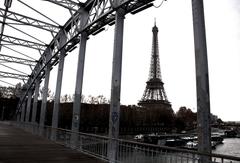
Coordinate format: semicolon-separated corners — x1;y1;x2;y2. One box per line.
213;138;240;157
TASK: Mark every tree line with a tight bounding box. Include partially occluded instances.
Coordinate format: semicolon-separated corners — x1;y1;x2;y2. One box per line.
0;85;221;134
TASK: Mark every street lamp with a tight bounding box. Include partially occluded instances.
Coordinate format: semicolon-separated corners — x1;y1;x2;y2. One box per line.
4;0;12;8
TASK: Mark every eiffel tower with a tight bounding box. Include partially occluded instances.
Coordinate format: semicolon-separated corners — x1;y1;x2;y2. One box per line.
138;21;171;111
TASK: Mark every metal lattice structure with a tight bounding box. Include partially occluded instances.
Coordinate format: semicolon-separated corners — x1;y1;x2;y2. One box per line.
0;0;156;100
0;70;28;81
0;0;214;161
0;53;36;66
138;22;170;106
0;0;159;151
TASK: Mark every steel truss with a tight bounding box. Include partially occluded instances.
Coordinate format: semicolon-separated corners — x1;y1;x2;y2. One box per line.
0;0;11;51
0;53;36;66
1;0;156;108
43;0;82;12
1;35;47;51
0;8;60;33
0;70;28;80
26;0;155;82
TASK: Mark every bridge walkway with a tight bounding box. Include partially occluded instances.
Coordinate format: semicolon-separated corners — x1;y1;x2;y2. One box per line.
0;123;106;163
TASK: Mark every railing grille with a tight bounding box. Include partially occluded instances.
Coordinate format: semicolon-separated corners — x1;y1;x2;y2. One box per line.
13;122;240;163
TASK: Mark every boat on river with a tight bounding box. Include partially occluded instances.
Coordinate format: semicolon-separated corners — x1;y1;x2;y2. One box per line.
134;133;224;150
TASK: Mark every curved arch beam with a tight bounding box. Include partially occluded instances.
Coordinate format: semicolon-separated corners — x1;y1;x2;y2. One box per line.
17;0;156;113
42;0;82;12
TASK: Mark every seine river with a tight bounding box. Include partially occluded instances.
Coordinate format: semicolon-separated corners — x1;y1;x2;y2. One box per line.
213;138;240;157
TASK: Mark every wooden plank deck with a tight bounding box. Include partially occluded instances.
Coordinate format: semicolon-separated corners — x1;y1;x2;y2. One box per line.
0;122;106;163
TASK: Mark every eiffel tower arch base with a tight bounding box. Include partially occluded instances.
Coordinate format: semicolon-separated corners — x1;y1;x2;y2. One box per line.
138;100;175;128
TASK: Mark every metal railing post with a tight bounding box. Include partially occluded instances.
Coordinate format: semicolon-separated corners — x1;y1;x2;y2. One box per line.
11;122;240;163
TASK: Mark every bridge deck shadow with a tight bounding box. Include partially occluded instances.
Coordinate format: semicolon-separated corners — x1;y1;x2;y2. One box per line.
0;122;106;163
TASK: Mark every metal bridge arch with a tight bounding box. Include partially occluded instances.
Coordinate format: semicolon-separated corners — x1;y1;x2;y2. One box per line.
1;0;163;161
1;0;156;123
0;0;212;162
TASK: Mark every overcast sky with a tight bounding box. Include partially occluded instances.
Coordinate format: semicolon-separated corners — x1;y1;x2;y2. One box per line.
0;0;240;121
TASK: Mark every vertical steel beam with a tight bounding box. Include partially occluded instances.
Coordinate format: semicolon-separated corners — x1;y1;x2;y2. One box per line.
108;8;125;163
39;49;51;135
31;78;40;124
20;99;26;122
70;32;87;147
51;31;67;141
192;0;211;162
25;89;33;122
70;10;88;148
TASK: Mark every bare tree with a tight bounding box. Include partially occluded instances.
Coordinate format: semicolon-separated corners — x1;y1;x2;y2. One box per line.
39;87;53;101
60;94;74;103
96;95;108;104
84;95;109;104
0;83;22;99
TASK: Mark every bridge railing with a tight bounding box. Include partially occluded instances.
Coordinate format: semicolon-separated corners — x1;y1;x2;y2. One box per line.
12;122;240;163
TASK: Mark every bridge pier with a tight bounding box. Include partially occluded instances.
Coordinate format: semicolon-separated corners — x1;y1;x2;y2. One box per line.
31;78;40;124
192;0;211;162
39;49;52;135
108;8;125;163
51;31;67;141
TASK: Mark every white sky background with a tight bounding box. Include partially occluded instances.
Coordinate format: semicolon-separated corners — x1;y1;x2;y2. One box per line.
0;0;240;121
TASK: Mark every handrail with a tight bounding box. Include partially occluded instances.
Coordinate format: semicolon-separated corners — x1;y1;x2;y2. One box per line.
12;121;240;162
42;124;240;161
118;137;240;161
44;124;109;139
